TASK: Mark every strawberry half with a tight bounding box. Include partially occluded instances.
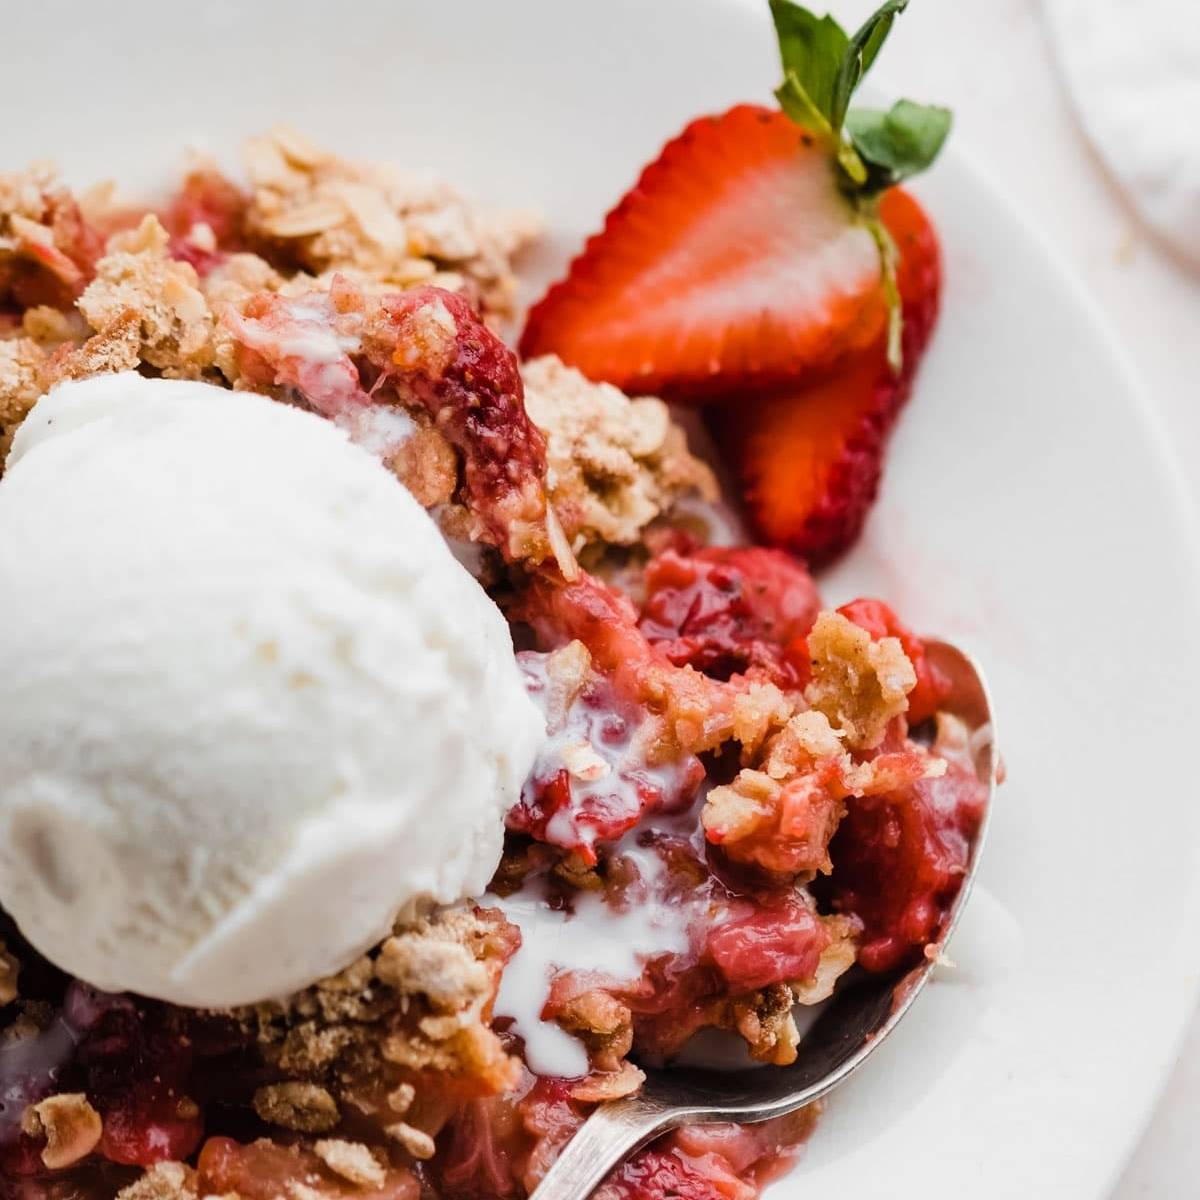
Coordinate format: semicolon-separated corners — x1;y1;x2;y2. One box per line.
519;105;888;398
708;186;941;567
521;0;951;400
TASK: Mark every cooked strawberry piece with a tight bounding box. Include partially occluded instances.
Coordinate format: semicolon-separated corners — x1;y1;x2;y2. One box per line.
69;988;201;1167
161;165;248;248
436;1094;530;1199
598;1145;751;1200
357;286;551;555
199;1137;419;1200
520;105;885;398
670;1113;816;1181
639;545;820;687
0;189;103;310
837;597;949;724
709;187;942;567
160;166;248;275
225;281;561;567
511;648;705;861
705;898;829;993
824;756;988;972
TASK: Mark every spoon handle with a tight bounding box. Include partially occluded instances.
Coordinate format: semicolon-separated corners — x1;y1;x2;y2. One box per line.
528;1094;677;1200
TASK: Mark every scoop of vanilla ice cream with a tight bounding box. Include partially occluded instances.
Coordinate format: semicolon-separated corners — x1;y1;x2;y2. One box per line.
0;373;543;1008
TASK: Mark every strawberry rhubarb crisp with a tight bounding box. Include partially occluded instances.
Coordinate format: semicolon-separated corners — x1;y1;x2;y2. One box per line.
0;4;989;1200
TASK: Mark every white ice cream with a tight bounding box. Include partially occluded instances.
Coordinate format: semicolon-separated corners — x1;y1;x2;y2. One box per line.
0;373;544;1008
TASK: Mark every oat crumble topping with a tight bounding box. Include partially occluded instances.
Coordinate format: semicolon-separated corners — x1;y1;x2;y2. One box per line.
22;1093;103;1169
804;609;917;750
521;355;717;554
114;1163;199;1200
311;1139;386;1188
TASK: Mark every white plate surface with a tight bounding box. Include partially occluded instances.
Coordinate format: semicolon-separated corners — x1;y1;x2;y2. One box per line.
5;1;1200;1196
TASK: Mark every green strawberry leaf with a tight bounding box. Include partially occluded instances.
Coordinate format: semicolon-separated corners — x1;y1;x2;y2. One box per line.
831;0;908;129
769;0;849;129
845;100;953;190
776;73;834;140
768;0;951;372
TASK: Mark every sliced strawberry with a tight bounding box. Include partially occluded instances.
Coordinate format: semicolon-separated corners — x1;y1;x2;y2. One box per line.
708;187;941;567
520;105;887;398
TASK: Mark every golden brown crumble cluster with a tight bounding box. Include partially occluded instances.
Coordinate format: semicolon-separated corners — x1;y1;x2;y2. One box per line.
521;355;718;556
21;1094;104;1171
0;133;713;560
240;128;539;317
233;907;518;1139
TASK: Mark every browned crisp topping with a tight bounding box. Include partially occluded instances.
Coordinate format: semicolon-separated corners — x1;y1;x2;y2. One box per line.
375;917;491;1011
385;1082;415;1115
21;1093;103;1169
730;984;803;1066
242;127;537;320
0;131;541;480
554;988;634;1073
0;939;19;1006
384;421;457;508
794;915;862;1005
0;337;48;464
36;310;143;386
253;1081;341;1134
804;610;916;750
384;1121;436;1161
569;1060;646;1103
115;1163;199;1200
702;708;845;868
312;1139;386;1188
77;216;217;377
521;355;717;555
226;907;519;1141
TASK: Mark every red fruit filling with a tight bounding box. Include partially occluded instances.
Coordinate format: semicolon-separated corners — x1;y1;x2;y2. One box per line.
639;545;820;687
821;755;988;972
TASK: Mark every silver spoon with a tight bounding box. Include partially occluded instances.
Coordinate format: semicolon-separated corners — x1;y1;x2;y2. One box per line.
529;639;997;1200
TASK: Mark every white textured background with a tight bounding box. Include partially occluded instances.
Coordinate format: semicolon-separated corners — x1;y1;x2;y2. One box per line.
817;1;1200;1194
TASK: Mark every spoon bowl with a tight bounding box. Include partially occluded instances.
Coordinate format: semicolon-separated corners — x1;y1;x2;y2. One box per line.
529;639;997;1200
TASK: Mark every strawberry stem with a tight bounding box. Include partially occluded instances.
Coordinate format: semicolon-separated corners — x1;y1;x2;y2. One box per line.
864;215;903;372
769;0;949;374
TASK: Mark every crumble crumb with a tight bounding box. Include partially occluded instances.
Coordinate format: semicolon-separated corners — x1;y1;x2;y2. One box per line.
554;987;634;1073
384;421;458;508
78;215;217;377
375;922;490;1011
805;610;916;750
115;1163;199;1200
35;310;142;388
226;907;519;1143
386;1082;415;1115
313;1139;386;1188
793;915;861;1005
384;1121;435;1161
22;1093;103;1169
253;1081;341;1133
0;338;45;464
521;355;717;554
569;1060;645;1103
731;983;802;1066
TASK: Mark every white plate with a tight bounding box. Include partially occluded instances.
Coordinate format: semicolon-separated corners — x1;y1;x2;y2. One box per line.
6;1;1200;1196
